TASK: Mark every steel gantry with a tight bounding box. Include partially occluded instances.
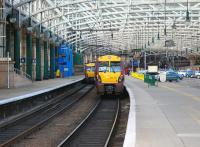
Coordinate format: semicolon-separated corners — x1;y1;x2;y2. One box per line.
3;0;200;56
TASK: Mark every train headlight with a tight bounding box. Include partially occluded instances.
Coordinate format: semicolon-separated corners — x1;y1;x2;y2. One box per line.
118;75;124;82
97;75;102;83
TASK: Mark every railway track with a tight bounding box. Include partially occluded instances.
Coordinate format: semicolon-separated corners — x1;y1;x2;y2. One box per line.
0;84;93;147
58;97;119;147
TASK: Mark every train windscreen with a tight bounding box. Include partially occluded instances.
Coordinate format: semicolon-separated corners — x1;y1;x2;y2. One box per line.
86;66;95;71
110;62;121;72
98;62;109;72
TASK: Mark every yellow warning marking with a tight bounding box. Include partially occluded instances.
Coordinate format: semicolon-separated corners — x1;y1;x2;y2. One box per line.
160;85;200;102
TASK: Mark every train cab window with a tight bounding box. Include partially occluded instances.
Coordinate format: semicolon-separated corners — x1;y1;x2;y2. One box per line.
110;62;121;72
99;62;109;72
86;67;95;71
91;66;95;71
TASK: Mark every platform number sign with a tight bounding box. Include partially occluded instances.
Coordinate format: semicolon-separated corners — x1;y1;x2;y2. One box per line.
32;58;36;63
20;57;25;63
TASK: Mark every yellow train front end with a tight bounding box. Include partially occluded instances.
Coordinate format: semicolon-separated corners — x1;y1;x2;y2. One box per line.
85;63;95;83
95;55;124;95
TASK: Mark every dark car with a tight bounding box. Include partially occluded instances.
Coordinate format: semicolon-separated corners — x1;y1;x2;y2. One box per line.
166;71;179;82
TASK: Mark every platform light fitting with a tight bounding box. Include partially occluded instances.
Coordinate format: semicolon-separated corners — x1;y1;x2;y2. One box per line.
52;35;57;42
44;31;50;38
111;32;113;39
185;0;190;26
157;32;160;40
40;33;44;38
164;27;167;36
9;17;16;23
9;0;16;23
152;37;154;43
27;26;33;33
171;21;176;30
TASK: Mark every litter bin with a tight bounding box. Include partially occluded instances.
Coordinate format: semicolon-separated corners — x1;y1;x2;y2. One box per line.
144;74;156;86
159;72;166;82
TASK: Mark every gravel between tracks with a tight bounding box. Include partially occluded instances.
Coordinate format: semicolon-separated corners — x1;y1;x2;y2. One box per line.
13;88;98;147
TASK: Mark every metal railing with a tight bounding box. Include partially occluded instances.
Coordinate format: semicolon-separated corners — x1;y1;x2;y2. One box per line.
14;68;33;83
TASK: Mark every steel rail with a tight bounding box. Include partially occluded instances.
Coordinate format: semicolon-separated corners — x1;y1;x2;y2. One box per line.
0;83;85;129
57;99;101;147
57;98;120;147
0;85;93;147
104;98;120;147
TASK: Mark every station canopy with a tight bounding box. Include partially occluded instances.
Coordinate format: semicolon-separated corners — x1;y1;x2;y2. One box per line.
9;0;200;55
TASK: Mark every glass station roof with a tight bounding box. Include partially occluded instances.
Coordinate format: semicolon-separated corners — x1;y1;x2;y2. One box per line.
7;0;200;55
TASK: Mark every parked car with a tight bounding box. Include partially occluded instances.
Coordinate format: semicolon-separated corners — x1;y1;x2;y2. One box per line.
194;71;200;79
169;69;183;80
185;69;195;77
166;71;179;82
177;73;184;80
178;70;186;77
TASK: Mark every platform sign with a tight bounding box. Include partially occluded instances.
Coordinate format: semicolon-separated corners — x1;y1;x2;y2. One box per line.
20;57;25;63
130;60;139;66
32;58;36;63
148;66;158;73
64;68;68;71
0;58;11;61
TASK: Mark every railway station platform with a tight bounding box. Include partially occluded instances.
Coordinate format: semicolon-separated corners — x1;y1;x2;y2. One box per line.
0;75;84;105
124;76;200;147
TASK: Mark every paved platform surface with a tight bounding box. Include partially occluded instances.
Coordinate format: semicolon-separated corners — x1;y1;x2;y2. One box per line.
124;76;200;147
0;75;84;104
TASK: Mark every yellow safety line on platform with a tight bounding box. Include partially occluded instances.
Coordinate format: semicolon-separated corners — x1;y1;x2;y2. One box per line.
131;72;144;81
161;85;200;102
